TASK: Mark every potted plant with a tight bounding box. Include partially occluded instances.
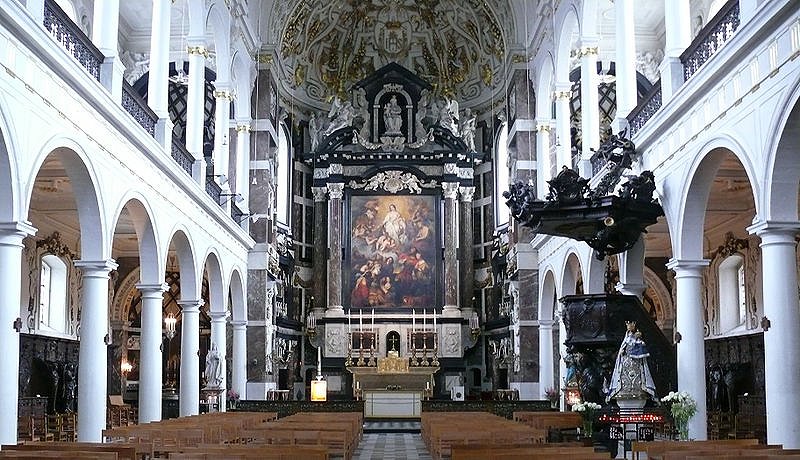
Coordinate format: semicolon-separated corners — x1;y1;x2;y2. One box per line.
545;387;560;409
571;401;602;438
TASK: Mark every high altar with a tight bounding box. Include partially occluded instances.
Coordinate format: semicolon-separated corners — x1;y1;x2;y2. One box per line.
301;63;483;405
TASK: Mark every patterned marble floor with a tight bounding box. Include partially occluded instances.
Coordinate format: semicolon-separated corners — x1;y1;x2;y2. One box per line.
352;432;433;460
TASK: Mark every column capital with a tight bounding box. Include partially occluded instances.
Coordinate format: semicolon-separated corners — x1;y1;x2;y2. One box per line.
327;182;344;199
235;122;252;133
177;300;204;313
553;82;573;100
312;186;328;202
0;221;37;245
442;182;460;200
209;310;229;322
187;45;210;58
747;220;800;239
213;89;234;101
539;319;555;329
535;119;554;132
459;186;476;202
74;259;119;277
136;283;169;295
666;258;709;276
232;320;247;330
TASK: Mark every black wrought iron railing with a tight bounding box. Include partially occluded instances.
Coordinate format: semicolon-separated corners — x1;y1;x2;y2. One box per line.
206;179;222;204
626;80;663;137
680;0;741;82
171;139;194;176
43;0;104;81
122;81;157;137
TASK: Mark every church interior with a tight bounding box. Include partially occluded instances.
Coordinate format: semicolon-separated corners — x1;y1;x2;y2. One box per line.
2;0;800;457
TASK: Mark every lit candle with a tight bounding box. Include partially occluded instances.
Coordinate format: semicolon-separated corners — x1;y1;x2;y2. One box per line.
356;381;360;390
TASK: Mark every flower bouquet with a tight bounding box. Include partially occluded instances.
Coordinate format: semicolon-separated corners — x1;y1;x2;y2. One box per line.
661;391;697;440
227;389;240;409
572;401;602;437
545;387;560;408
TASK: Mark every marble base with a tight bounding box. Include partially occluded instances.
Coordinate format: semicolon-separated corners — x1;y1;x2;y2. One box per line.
616;397;647;410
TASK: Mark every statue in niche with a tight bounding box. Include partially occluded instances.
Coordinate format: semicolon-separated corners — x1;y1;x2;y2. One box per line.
460;108;477;152
383;95;403;135
607;321;656;402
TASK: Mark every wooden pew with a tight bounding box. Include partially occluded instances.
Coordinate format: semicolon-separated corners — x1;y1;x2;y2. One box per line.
3;442;136;460
633;438;761;459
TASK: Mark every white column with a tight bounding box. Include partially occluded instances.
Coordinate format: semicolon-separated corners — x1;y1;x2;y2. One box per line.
91;0;123;100
553;84;572;171
666;258;709;441
212;86;233;185
538;320;555;399
75;259;118;442
136;283;167;423
749;222;800;448
179;300;202;416
660;0;691;100
232;320;247;399
234;121;252;207
0;222;36;445
25;0;45;23
209;311;228;411
614;0;637;130
186;43;208;185
579;38;600;178
535;119;553;198
616;237;647;299
147;0;173;149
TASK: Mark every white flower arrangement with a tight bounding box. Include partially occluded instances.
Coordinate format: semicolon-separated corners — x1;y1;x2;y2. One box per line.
571;401;602;412
660;391;697;440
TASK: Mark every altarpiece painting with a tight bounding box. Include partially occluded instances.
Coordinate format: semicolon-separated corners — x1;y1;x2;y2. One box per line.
347;194;439;309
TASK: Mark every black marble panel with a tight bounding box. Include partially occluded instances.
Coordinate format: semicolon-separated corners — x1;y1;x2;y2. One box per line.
422;399;549;419
235;400;365;418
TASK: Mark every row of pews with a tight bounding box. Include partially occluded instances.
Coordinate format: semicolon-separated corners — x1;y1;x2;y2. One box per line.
632;439;800;459
421;411;609;459
2;411;363;459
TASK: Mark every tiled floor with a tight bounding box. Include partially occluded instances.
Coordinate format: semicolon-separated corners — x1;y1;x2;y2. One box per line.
352;432;433;460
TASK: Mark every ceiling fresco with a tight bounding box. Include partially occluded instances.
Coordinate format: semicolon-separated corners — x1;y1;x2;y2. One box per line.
273;0;513;107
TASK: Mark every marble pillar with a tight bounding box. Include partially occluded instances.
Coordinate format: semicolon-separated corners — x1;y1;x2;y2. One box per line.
209;310;228;411
234;121;251;206
579;38;600;178
326;182;344;316
91;0;123;100
75;259;118;442
232;320;247;399
749;222;800;448
136;283;166;423
147;0;172;148
616;236;647;299
535;120;553;198
614;0;637;131
442;182;460;316
212;86;233;184
459;186;475;315
312;186;328;315
538;320;555;398
553;84;573;171
661;0;691;99
0;222;36;445
178;300;202;416
186;43;208;184
667;259;709;441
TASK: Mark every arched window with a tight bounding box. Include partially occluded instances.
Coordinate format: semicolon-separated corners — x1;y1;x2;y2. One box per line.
718;254;745;332
494;122;509;226
40;254;68;333
275;124;292;227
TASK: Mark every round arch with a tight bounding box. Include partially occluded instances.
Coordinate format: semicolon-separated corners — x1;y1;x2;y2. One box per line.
560;250;583;296
164;227;200;301
202;249;226;314
764;78;800;222
109;195;161;285
0;96;18;222
228;267;246;323
554;2;580;83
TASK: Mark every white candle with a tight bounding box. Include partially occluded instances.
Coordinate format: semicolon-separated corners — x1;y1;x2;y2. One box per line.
433;310;437;329
360;309;363;331
412;309;416;331
356;381;360;390
317;346;322;375
423;309;426;329
371;308;375;331
348;310;352;334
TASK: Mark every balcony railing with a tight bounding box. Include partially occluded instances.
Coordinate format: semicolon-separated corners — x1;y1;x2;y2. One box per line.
681;0;741;81
171;140;194;176
122;82;157;137
43;0;103;81
626;80;663;137
206;179;222;204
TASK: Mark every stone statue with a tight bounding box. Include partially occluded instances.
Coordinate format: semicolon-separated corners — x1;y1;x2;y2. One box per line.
415;89;431;141
324;97;355;136
383;95;403;135
460;108;477;152
607;321;656;402
438;98;459;135
205;343;223;389
308;112;322;151
61;362;76;412
353;87;370;139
